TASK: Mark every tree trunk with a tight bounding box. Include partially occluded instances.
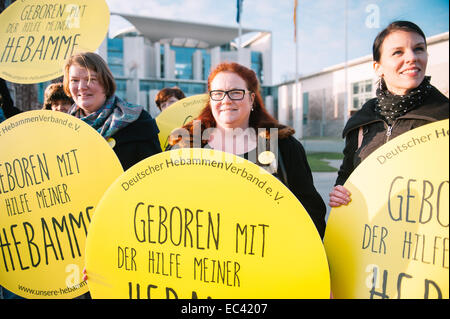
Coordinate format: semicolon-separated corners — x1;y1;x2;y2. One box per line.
12;84;40;110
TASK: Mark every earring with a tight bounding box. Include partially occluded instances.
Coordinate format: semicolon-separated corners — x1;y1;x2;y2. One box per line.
251;106;254;111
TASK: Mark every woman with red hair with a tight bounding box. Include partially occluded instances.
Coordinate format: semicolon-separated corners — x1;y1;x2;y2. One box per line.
169;62;326;238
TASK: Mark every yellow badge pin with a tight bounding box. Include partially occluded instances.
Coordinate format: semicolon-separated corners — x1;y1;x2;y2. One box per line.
258;151;276;165
107;138;116;148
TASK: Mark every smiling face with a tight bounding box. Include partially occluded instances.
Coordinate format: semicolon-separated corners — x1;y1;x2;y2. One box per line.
374;30;428;95
159;96;179;111
51;100;72;113
68;64;107;115
210;71;255;130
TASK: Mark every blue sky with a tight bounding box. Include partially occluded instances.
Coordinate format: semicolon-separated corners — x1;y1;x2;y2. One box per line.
105;0;449;85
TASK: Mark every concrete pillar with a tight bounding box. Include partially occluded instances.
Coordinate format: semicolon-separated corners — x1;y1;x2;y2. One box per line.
193;50;203;81
126;73;139;105
139;91;148;112
154;42;161;79
142;38;152;78
264;95;274;117
238;48;251;68
262;46;272;86
164;43;175;79
123;36;147;78
149;89;160;118
292;82;303;139
277;85;289;125
210;46;221;70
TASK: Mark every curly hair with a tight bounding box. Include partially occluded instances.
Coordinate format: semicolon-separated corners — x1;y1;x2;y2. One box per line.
43;82;74;110
155;87;186;110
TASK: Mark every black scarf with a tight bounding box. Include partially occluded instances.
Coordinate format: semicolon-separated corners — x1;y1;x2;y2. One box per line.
375;76;432;125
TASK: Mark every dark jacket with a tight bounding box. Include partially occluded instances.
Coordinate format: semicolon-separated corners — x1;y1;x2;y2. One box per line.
278;136;327;239
336;85;449;186
111;110;162;170
0;78;22;118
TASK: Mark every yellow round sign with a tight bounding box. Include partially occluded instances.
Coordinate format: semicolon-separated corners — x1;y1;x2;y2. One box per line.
85;148;330;299
324;120;449;299
0;0;110;84
0;111;123;298
155;94;208;151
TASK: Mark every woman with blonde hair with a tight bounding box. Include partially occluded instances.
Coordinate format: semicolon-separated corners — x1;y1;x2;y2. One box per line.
63;52;161;170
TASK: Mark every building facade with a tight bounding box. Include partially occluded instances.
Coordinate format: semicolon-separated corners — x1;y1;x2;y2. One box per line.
96;13;273;119
26;13;447;141
100;15;448;140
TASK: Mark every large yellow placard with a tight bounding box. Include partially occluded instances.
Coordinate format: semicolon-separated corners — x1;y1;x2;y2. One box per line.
0;111;123;298
155;94;208;151
0;0;110;83
324;120;449;299
85;148;330;299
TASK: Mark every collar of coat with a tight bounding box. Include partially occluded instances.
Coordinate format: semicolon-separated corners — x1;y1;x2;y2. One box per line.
342;85;449;138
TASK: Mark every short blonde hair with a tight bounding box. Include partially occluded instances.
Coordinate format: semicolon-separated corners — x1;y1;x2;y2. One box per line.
63;52;116;99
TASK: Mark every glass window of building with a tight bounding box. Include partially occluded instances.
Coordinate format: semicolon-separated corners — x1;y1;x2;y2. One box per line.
251;51;263;84
115;79;127;100
302;92;309;125
107;38;124;77
202;52;211;81
351;79;373;110
173;47;195;80
179;83;206;96
139;80;205;98
140;80;164;92
160;45;165;78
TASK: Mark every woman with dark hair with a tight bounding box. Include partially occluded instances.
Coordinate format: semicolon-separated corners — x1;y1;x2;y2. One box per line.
169;62;326;238
329;21;449;207
42;82;74;112
63;52;162;170
155;86;185;111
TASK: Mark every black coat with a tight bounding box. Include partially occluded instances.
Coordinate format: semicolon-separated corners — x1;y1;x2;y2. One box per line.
336;85;449;186
110;110;162;171
278;136;326;239
0;78;22;118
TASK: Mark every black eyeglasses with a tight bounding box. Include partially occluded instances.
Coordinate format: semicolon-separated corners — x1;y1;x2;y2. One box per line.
209;89;250;101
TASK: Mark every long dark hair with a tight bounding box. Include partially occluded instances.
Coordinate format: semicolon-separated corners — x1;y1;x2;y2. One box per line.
373;21;427;62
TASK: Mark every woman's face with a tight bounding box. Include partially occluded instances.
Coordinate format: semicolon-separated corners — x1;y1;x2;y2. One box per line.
160;96;179;111
210;71;254;130
374;30;428;95
51;100;72;113
68;64;107;115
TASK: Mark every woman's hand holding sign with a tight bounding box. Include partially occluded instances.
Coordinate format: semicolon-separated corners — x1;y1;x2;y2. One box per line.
329;185;351;207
